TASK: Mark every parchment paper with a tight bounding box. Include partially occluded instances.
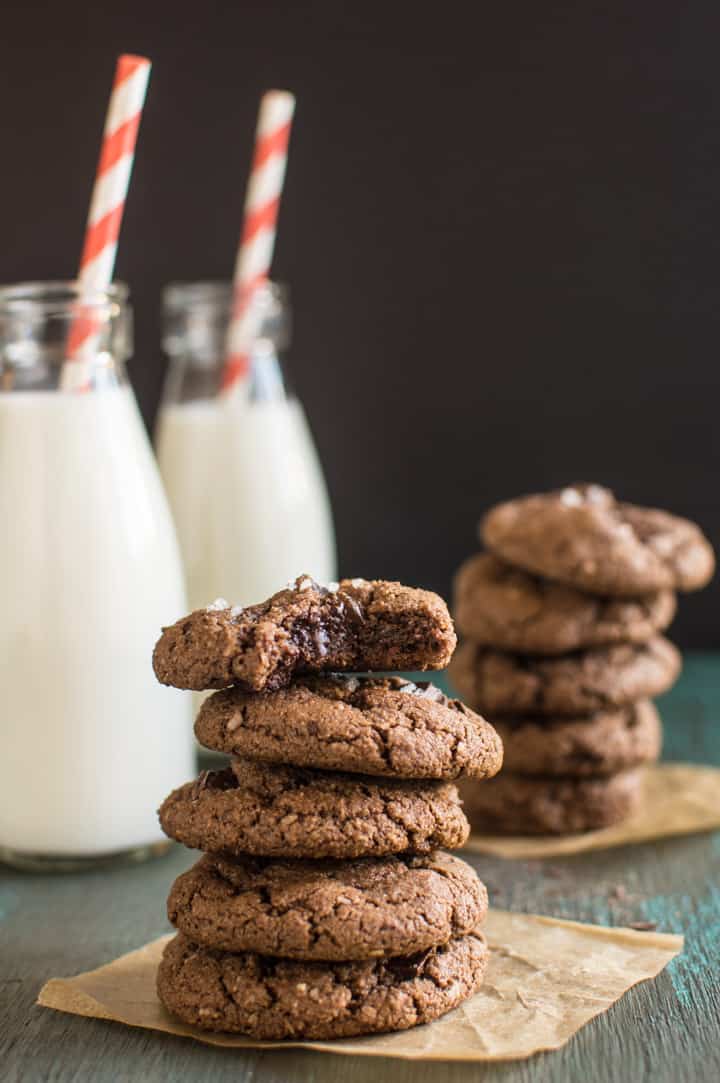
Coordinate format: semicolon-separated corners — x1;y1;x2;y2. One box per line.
463;762;720;860
37;910;682;1062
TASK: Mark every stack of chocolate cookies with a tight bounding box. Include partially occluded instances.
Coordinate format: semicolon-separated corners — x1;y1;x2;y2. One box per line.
449;484;715;835
151;576;503;1040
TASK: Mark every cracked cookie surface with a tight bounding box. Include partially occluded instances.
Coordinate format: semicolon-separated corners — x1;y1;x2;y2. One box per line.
153;576;457;693
454;552;676;654
493;701;661;778
167;851;487;960
159;761;470;859
460;769;642;835
157;930;489;1038
195;675;503;781
481;484;714;596
448;636;680;716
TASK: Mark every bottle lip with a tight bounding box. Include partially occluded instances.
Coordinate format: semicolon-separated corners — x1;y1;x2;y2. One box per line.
163;279;288;312
0;280;129;315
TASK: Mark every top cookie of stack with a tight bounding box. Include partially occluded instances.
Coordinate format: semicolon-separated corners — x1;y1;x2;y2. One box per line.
450;484;714;835
152;576;503;1040
154;575;458;693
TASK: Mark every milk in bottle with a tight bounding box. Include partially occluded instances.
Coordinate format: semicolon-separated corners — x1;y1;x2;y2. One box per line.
155;282;336;610
0;282;194;868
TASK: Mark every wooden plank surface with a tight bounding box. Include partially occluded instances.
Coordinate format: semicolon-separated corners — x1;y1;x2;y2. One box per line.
1;652;719;1083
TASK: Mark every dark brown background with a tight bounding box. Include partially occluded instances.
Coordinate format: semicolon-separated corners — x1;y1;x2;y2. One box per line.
1;2;718;644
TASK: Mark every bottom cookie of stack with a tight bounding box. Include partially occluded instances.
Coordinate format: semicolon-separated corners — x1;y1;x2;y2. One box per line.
157;850;489;1039
157;930;489;1040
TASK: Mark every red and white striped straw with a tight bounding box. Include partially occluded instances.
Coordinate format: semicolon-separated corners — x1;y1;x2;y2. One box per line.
64;54;151;377
222;89;296;391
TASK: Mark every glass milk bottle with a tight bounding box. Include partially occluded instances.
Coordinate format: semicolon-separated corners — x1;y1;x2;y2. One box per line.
155;283;226;610
0;282;194;870
155;282;336;609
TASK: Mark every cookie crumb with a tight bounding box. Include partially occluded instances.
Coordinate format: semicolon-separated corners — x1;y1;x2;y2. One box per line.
206;598;230;611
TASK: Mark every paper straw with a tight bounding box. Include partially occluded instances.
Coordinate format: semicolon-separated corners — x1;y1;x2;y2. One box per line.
222;90;295;391
62;54;151;387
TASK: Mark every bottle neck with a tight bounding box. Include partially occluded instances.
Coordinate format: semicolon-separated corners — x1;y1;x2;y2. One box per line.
0;281;131;393
163;340;291;405
161;281;291;406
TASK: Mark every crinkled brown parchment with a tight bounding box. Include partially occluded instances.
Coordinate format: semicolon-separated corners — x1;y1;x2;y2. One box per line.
37;909;682;1062
463;762;720;860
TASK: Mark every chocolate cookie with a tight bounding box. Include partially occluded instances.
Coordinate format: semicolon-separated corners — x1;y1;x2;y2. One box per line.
195;675;503;781
153;576;457;693
167;851;487;960
157;930;489;1039
494;701;661;778
159;761;470;859
460;769;642;835
448;636;681;716
454;553;676;655
481;484;715;596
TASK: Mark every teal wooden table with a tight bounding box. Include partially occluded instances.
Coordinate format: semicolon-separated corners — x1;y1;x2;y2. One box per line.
1;653;719;1082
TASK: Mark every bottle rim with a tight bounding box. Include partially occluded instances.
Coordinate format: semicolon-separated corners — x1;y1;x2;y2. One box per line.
0;280;129;316
162;280;288;312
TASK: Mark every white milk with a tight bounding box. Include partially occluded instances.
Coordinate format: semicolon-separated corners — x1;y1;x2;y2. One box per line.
0;386;194;857
213;395;336;606
156;399;222;609
156;395;336;609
